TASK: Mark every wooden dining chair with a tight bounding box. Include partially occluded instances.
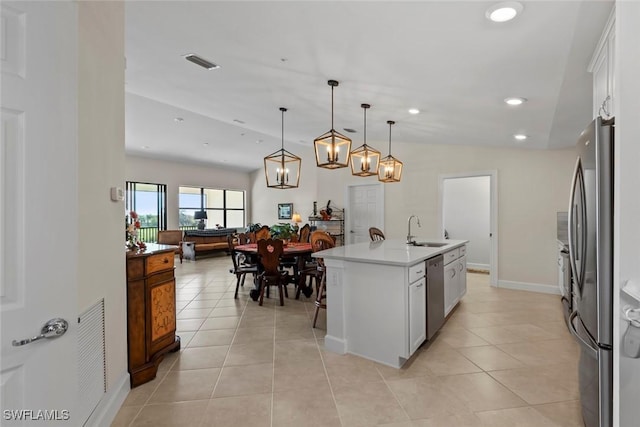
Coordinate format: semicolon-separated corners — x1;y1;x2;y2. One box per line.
256;239;289;306
308;231;335;327
369;227;385;241
227;235;258;299
298;224;311;243
255;225;271;241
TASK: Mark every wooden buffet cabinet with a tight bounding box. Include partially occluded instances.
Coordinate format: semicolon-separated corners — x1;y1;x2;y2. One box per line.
126;243;180;387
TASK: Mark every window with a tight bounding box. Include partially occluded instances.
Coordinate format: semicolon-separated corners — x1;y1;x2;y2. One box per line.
178;186;245;230
125;182;167;242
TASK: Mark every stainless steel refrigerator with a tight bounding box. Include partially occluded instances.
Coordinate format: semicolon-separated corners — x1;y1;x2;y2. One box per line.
568;116;614;427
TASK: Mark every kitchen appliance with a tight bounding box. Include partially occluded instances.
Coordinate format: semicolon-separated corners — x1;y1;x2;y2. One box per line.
568;116;614;427
426;254;445;339
559;246;572;325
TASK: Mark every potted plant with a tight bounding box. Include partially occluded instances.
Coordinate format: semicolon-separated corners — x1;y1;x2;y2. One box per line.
270;223;297;243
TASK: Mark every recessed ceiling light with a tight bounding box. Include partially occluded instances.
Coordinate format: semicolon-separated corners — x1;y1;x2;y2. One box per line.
256;139;263;144
203;142;209;146
514;134;527;141
486;2;523;23
233;119;245;124
408;108;420;115
174;117;184;123
343;128;357;133
142;145;150;150
504;97;527;106
183;53;220;70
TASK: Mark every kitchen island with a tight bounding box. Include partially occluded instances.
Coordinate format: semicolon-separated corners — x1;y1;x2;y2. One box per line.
313;239;467;368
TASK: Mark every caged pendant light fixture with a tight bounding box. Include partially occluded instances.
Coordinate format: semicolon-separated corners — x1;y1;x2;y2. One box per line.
314;80;352;169
378;120;403;183
349;104;381;177
264;107;301;189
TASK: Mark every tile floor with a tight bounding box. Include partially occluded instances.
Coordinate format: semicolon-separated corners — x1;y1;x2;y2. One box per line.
112;254;583;427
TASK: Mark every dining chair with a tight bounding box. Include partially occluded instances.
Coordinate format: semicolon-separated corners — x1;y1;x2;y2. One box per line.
369;227;385;241
227;235;258;299
256;239;289;306
298;224;311;243
308;231;335;327
255;225;271;241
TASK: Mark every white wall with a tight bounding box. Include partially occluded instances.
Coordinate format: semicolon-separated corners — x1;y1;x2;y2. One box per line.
311;142;576;288
443;176;491;268
77;1;128;423
614;2;640;425
125;155;251;229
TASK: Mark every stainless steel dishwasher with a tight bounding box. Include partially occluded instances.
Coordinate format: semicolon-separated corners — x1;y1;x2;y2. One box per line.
426;254;445;339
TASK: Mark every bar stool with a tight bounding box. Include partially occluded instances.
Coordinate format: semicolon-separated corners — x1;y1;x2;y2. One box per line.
306;231;335;327
369;227;385;241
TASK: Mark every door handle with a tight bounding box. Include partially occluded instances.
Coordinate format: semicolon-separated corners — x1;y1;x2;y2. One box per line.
12;318;69;347
567;312;598;359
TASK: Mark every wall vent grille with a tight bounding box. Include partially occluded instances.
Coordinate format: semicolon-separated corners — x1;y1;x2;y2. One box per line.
78;299;106;424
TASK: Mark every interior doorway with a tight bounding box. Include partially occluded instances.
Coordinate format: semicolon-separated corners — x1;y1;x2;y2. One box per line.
439;171;498;286
346;183;384;244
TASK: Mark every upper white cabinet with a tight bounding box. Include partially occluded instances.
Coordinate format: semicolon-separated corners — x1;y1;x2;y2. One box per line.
589;8;615;119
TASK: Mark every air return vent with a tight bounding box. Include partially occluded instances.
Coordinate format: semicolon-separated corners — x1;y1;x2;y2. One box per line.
78;299;106;423
184;54;220;70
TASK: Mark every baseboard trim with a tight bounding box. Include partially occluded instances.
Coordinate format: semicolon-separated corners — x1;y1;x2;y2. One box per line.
324;335;347;355
467;262;490;271
497;280;561;295
84;372;130;427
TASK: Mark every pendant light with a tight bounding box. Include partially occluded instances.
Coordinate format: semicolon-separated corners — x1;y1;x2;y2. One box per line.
378;120;403;183
349;104;381;177
264;107;301;189
314;80;352;169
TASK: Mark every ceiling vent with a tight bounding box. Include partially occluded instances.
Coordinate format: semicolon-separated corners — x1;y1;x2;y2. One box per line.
184;54;220;70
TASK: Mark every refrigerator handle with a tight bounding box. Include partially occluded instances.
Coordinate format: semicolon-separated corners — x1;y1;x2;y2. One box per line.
568;311;598;359
567;157;580;295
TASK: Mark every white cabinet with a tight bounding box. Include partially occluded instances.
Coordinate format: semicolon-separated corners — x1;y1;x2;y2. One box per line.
589;9;615;119
443;247;467;316
409;277;426;355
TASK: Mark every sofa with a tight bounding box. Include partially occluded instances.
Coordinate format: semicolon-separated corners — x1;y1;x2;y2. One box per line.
157;230;184;263
183;229;236;259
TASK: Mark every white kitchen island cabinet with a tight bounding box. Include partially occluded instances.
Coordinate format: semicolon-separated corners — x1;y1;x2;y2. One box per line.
314;239;467;368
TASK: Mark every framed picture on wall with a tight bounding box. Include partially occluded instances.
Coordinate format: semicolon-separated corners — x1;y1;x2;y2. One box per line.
278;203;293;220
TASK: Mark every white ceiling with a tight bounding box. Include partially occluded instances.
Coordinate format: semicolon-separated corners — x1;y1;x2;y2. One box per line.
125;1;614;173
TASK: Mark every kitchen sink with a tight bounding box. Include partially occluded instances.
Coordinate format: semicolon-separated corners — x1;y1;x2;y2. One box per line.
408;241;448;248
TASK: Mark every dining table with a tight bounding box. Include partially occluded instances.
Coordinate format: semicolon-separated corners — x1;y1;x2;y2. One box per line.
233;242;314;300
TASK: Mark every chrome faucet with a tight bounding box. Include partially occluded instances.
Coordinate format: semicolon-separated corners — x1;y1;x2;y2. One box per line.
407;215;421;244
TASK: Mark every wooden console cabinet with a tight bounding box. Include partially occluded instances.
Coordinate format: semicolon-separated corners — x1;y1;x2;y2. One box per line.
126;243;180;387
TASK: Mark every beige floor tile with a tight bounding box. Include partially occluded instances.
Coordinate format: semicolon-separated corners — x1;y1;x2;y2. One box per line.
274;338;322;364
148;368;220;403
272;385;342;427
475;406;560;426
175;331;195;348
322;352;383;387
171;345;229;370
378;412;486;427
177;307;213;319
210;306;245;317
533;400;584;427
121;378;160;406
375;355;433;380
439;372;527;412
111;405;141;427
457;345;526;371
214;363;273;398
199;316;240;330
273;359;330;393
188;329;236;347
386;375;471;420
489;364;579;405
184;299;218;309
238;313;275;329
332;381;409;426
497;339;578;366
130;400;208;426
437;327;490;348
469;324;559;345
417;349;482;376
176;318;205;332
224;341;274;366
275;322;316;341
200;393;271;427
232;325;275;344
215;298;248;308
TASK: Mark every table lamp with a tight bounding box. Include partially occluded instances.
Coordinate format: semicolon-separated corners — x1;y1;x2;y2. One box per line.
194;210;207;230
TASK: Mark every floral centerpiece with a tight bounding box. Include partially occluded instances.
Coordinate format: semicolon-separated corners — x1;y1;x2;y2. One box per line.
126;211;146;250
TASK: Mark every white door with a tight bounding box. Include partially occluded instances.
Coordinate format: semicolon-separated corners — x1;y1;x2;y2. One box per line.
1;1;78;423
347;184;384;244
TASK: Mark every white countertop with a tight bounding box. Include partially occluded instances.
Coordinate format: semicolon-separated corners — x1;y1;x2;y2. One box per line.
313;238;468;267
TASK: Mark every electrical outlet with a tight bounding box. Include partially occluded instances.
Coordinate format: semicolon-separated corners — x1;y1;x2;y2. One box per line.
623;323;640;358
